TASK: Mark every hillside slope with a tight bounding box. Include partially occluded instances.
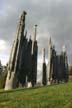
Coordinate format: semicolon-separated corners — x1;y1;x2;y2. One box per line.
0;82;72;108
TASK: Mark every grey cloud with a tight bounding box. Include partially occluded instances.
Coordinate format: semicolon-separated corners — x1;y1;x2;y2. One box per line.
0;0;72;65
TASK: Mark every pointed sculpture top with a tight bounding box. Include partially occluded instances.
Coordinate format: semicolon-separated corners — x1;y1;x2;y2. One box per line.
21;11;27;16
19;11;27;23
20;11;27;21
62;45;66;53
49;37;51;42
48;37;52;46
32;24;38;42
35;24;38;27
16;11;27;39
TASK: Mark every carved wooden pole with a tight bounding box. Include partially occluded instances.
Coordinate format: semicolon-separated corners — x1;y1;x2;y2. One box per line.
5;11;27;90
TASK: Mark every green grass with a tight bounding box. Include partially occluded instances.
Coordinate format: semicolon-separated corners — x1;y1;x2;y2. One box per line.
0;82;72;108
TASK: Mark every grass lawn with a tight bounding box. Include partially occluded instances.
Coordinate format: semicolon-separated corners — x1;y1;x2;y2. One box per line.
0;82;72;108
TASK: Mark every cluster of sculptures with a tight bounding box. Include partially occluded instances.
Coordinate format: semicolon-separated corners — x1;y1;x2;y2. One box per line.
42;38;68;86
4;11;68;90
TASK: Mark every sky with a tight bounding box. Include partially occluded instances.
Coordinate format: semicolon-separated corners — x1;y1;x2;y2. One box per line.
0;0;72;82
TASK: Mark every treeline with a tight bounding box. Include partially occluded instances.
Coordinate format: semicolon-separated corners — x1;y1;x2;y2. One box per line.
0;67;7;89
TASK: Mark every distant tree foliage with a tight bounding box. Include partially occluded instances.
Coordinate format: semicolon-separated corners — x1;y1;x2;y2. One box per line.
0;68;7;89
69;66;72;75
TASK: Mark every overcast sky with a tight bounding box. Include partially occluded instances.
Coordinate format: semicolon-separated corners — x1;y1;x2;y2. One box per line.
0;0;72;80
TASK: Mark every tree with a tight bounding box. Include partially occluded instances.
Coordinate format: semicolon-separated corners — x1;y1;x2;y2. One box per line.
0;67;7;89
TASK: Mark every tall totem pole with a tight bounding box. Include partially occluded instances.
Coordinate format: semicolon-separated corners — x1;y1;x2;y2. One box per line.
5;11;27;90
31;25;38;87
61;45;68;82
47;37;53;85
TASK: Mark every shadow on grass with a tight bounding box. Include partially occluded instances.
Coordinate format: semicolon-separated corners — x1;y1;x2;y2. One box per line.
0;82;70;95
